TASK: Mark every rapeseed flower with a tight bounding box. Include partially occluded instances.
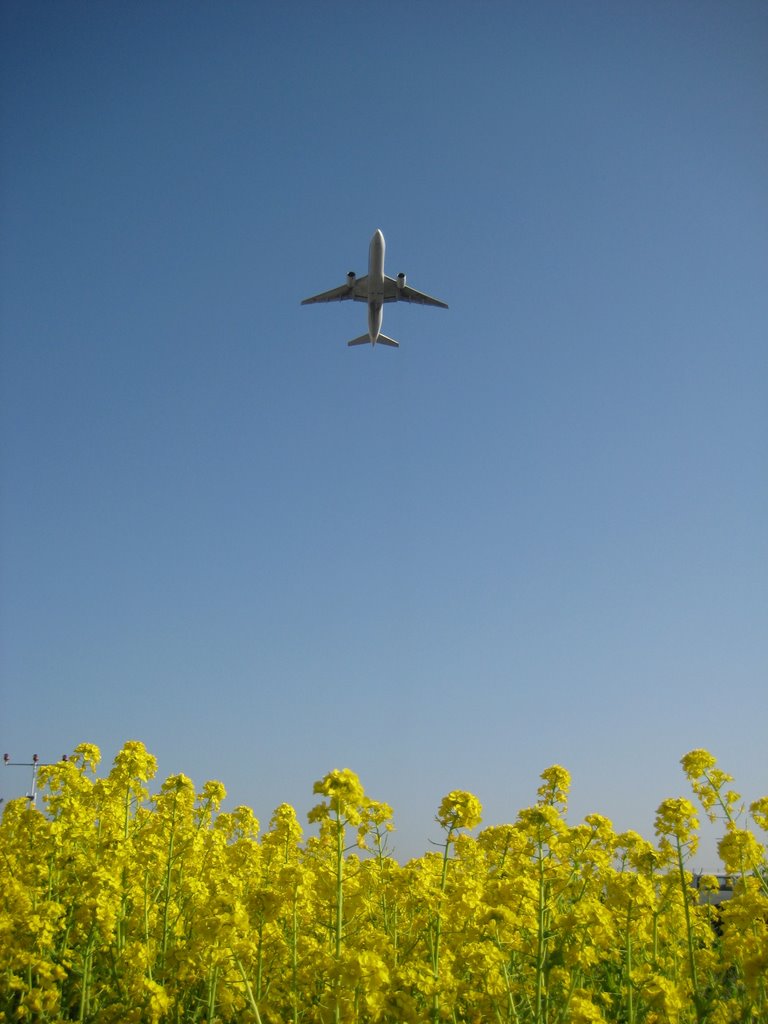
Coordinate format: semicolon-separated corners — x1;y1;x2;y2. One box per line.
750;795;768;831
718;826;765;876
2;740;767;1023
654;796;699;857
436;790;483;831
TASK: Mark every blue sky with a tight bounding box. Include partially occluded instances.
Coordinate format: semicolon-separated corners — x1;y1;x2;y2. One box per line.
1;2;766;866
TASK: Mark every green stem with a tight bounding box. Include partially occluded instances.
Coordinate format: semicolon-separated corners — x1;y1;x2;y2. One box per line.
255;921;264;1001
124;784;131;840
534;843;548;1024
333;807;345;1024
676;837;702;1020
206;962;218;1022
78;929;95;1024
161;793;178;967
432;828;454;1024
335;809;344;959
143;868;154;981
291;887;299;1024
235;957;263;1024
625;904;634;1024
495;931;520;1024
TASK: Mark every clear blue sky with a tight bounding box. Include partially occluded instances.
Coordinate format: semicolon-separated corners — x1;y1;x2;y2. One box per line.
1;2;766;866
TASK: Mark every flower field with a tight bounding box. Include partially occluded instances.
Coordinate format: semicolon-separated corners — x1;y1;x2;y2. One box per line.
1;744;766;1023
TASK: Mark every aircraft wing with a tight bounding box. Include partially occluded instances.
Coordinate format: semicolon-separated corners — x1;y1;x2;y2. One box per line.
382;276;448;308
301;276;368;304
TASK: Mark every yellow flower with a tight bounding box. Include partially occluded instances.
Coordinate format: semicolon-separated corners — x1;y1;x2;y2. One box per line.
143;979;171;1024
641;975;687;1022
654;797;699;856
111;739;158;782
309;767;366;824
681;749;742;824
717;826;765;875
517;803;566;838
537;764;571;807
568;990;607;1023
436;790;483;831
3;741;766;1023
749;795;768;831
680;748;717;779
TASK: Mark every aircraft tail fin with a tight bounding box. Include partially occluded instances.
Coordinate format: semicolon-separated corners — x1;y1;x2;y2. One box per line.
347;334;371;346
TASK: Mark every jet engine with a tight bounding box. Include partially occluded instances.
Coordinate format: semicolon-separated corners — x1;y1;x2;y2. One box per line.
397;273;406;290
347;272;356;284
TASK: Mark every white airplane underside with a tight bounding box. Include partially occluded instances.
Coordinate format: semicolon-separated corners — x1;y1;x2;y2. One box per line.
301;229;448;348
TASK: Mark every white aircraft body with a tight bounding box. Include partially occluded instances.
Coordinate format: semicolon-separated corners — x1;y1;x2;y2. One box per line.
301;229;448;348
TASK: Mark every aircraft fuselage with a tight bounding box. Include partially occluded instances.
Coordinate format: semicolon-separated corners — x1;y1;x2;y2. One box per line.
366;229;385;344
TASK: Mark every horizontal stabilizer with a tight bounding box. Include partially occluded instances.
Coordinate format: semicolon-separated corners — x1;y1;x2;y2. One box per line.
346;334;400;348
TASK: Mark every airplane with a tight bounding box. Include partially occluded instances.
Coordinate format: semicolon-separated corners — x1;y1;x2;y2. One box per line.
301;229;448;348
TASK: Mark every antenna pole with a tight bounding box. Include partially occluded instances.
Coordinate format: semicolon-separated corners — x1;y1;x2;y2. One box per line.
3;753;68;809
